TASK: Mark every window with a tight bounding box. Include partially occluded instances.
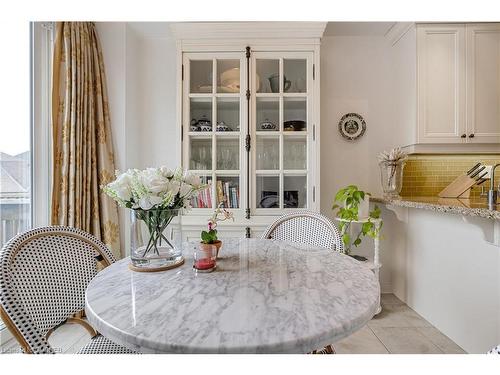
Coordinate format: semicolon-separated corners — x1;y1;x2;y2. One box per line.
0;22;52;339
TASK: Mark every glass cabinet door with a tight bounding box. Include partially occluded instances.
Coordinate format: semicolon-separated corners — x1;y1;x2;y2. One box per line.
253;54;310;211
184;54;244;210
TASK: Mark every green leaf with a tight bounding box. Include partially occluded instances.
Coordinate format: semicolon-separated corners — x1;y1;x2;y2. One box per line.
361;222;373;235
342;233;350;246
353;238;362;246
370;205;381;219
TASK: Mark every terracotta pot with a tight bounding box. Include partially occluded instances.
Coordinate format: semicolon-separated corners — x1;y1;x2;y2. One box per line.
200;240;222;258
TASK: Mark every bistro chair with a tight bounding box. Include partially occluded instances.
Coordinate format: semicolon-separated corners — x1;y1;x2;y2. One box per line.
262;210;344;354
0;226;136;354
261;210;343;252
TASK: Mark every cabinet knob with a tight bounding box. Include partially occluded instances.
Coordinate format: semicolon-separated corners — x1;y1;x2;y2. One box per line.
469;133;475;138
461;134;467;138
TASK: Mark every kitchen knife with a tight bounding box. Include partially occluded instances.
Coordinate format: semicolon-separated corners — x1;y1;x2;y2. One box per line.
469;166;486;178
476;178;488;186
466;163;482;175
475;171;488;181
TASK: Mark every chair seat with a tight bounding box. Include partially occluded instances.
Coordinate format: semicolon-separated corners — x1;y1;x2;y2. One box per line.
78;334;138;354
309;344;336;354
488;345;500;354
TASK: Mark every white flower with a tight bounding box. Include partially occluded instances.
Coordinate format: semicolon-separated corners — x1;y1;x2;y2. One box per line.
183;173;202;188
140;168;169;194
107;171;133;202
103;166;201;212
168;180;181;196
178;183;192;198
138;195;163;210
158;166;174;179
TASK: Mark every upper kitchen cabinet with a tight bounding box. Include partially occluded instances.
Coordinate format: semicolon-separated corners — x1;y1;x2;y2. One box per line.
417;24;466;143
466;24;500;143
417;23;500;144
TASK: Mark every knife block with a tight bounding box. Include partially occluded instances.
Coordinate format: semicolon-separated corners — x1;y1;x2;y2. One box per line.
438;174;476;198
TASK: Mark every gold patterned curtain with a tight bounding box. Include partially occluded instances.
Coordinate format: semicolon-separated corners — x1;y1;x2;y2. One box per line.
51;22;120;258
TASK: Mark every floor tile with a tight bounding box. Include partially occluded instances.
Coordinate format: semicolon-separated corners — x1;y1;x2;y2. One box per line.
335;325;389;354
417;327;466;354
381;293;405;306
65;334;91;354
48;323;89;353
368;304;432;328
370;327;443;354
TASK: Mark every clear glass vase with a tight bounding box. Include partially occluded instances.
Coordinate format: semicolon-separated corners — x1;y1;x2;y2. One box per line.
130;208;184;269
379;161;406;199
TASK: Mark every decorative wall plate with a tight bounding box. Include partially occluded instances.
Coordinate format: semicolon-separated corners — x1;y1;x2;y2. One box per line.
338;113;366;140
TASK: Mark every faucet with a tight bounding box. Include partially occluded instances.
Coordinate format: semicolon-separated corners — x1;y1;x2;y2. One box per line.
488;164;500;207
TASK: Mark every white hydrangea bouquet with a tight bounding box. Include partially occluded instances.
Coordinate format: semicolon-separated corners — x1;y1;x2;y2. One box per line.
103;167;205;261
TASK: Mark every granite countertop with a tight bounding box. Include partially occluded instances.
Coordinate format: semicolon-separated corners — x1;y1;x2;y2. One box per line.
372;196;500;220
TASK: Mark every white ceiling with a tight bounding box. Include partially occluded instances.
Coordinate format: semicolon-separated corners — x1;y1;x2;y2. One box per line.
125;21;398;39
324;22;396;36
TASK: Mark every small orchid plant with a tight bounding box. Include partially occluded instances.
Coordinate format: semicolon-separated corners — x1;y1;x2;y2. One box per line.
201;204;234;244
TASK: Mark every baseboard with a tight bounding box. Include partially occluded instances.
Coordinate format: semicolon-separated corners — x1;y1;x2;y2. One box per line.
380;282;393;294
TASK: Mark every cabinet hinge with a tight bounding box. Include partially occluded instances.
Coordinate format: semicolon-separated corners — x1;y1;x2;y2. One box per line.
245;227;251;238
245;208;250;219
181;64;184;81
246;89;251;100
245;134;251;152
313;186;316;202
313;64;315;80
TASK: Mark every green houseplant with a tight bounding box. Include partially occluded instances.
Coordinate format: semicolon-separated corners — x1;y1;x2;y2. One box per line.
200;204;234;258
332;185;382;256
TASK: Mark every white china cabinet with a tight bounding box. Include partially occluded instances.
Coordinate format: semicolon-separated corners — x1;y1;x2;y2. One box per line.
172;23;326;239
417;23;500;144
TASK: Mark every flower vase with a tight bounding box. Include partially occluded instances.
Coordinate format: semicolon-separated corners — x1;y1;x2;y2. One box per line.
379;160;406;199
130;208;184;270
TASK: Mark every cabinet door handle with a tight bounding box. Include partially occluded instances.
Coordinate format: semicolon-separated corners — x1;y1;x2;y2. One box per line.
469;133;475;138
461;134;467;138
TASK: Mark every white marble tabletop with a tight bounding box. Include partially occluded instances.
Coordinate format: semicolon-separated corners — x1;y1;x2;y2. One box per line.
85;239;380;354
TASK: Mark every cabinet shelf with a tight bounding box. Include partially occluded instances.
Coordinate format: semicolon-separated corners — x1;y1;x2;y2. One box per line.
182;48;319;237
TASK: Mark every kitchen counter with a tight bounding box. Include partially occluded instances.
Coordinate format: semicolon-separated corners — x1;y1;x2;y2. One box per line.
372;196;500;220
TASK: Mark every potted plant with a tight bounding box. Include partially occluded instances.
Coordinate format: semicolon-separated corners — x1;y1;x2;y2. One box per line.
200;204;234;258
332;185;382;259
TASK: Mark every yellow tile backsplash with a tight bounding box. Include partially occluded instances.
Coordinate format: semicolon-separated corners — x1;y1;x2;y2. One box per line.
401;154;500;198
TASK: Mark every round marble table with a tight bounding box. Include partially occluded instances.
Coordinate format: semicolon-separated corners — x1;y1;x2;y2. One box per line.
85;239;380;353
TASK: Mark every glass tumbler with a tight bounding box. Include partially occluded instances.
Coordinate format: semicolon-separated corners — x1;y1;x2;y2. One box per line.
193;244;217;273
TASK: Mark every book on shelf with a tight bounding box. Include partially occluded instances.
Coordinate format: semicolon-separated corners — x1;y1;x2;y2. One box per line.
216;180;239;208
191;180;212;208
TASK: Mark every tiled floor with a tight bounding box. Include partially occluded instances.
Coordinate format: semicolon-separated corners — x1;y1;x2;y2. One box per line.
335;294;465;354
0;294;466;354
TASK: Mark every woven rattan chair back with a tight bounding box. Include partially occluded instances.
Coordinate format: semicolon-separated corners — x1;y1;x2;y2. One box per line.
0;226;116;354
261;210;343;252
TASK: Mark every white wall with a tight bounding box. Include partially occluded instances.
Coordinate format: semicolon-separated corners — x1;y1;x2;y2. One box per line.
320;35;404;291
96;22;178;255
135;36;179;168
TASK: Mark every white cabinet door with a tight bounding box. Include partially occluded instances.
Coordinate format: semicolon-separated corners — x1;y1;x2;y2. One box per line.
417;25;466;143
251;52;316;214
466;24;500;143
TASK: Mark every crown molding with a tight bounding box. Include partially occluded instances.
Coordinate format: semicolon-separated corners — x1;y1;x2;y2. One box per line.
170;22;327;40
